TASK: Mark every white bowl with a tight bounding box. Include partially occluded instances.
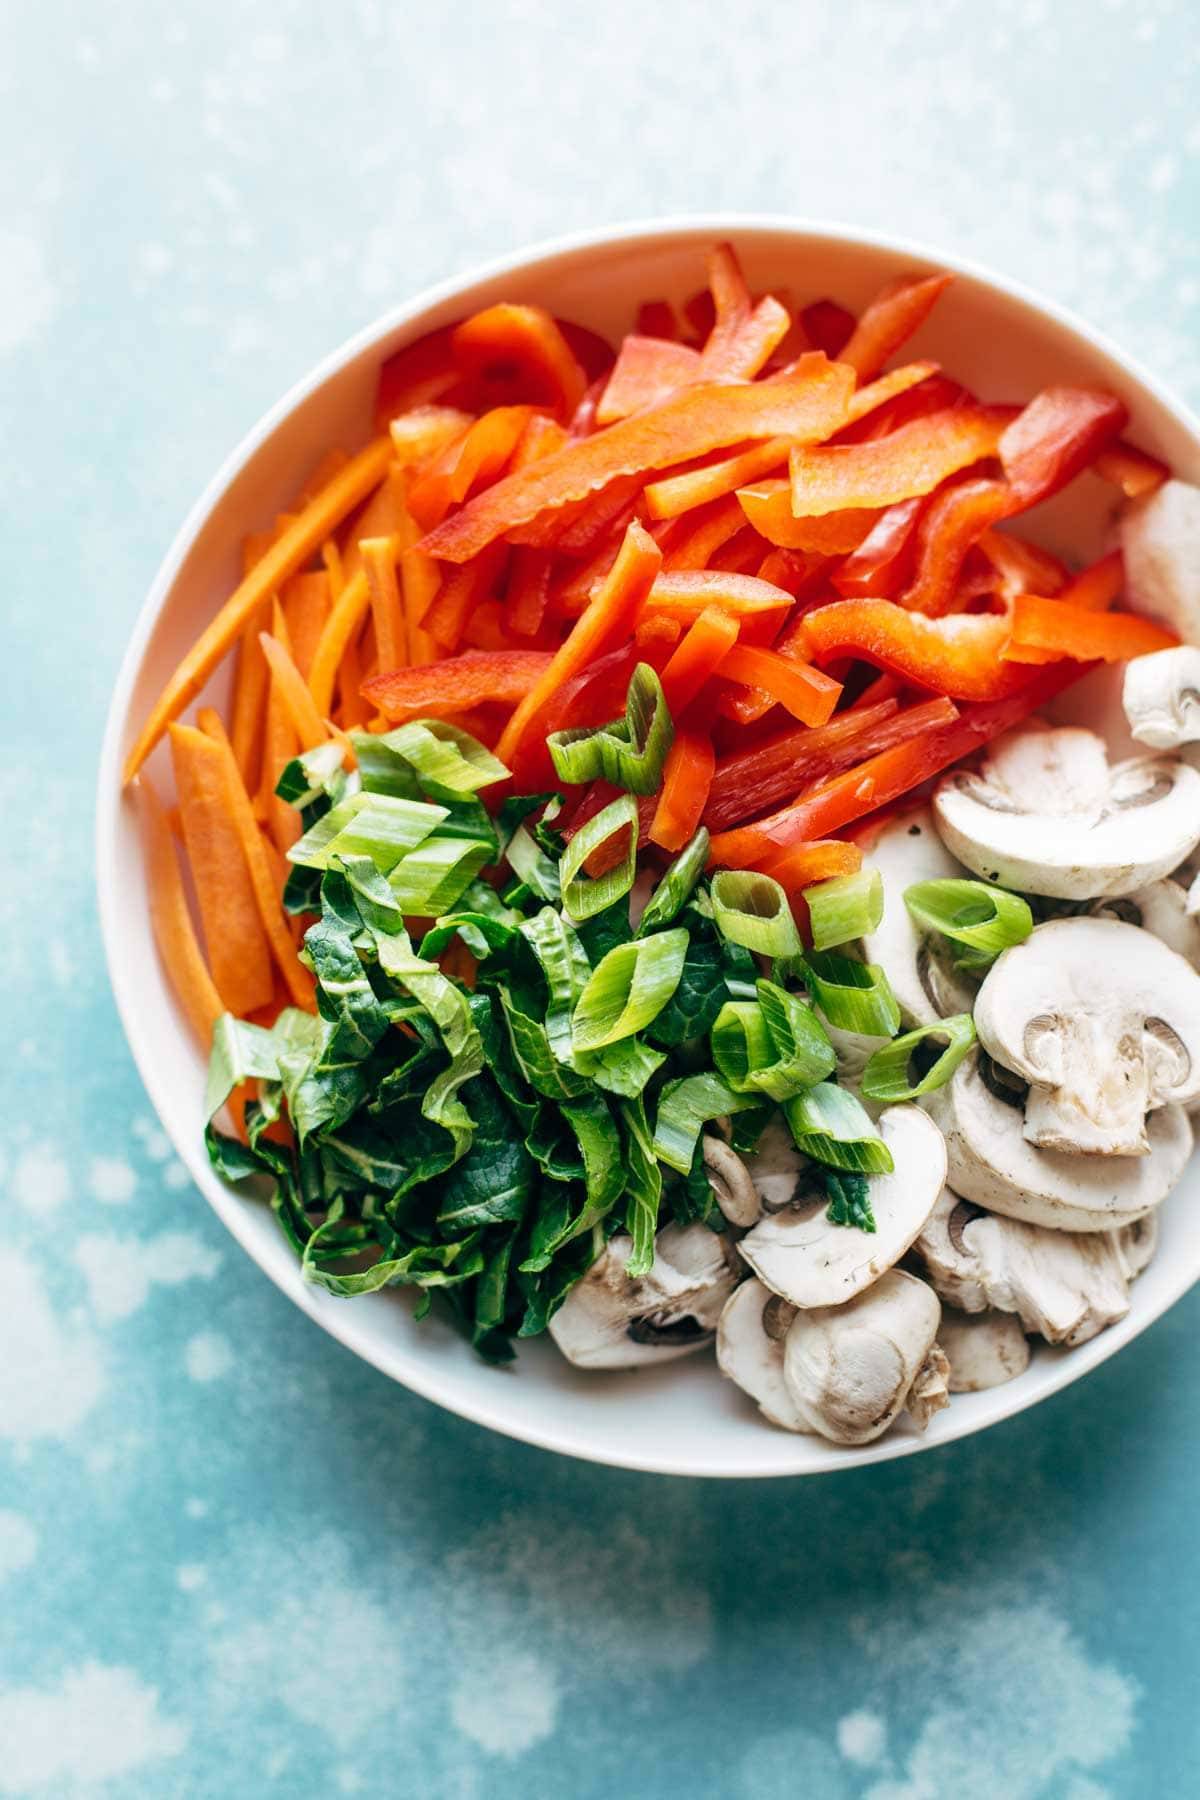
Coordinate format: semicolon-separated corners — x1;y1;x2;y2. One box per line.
97;216;1200;1478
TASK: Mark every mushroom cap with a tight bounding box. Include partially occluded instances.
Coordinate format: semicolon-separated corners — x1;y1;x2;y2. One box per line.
548;1223;739;1369
1123;645;1200;750
938;1310;1031;1390
782;1268;942;1445
973;918;1200;1154
737;1106;947;1308
703;1135;763;1229
715;1278;806;1430
1085;879;1200;968
860;806;978;1025
932;721;1200;899
1120;477;1200;643
921;1054;1192;1231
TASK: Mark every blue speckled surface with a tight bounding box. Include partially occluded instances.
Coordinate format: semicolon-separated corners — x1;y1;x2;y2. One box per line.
3;3;1200;1794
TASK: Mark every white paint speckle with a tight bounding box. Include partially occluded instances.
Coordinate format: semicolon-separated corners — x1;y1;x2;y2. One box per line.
133;1117;172;1162
0;231;57;355
11;1145;69;1216
88;1155;137;1206
185;1498;209;1520
137;243;173;277
838;1709;888;1768
0;1662;187;1793
164;1159;192;1192
0;1512;38;1583
72;1231;221;1325
185;1331;234;1383
449;1650;561;1757
0;1250;106;1444
177;1564;207;1593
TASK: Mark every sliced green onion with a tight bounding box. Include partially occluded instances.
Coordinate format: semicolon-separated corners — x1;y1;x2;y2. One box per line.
519;907;591;1069
505;823;562;905
547;663;674;796
904;878;1033;962
785;1083;894;1175
275;740;349;807
559;795;639;922
803;948;901;1037
755;979;838;1093
710;1001;776;1092
388;836;491;917
652;1072;757;1173
711;870;802;959
288;790;447;873
807;869;884;952
636;828;710;936
572;929;690;1052
577;1035;667;1098
860;1014;977;1102
353;719;508;800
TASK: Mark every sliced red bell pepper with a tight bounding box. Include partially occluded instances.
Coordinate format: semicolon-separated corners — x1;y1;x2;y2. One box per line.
663;495;749;571
509;412;569;470
642;569;795;625
506;547;554;638
362;648;553;723
643;438;791;521
789;406;1011;518
659;606;741;714
596;335;702;425
421;543;508;653
636;299;679;340
1093;440;1168;498
1004;593;1176;664
419;358;856;563
699;295;792;382
838;272;954;382
451;303;588;419
897;478;1012;615
841;361;942;427
634;613;684;661
832;496;925;597
834;371;970;444
406;405;535;530
998;387;1128;511
716;643;842;727
650;730;716;852
761;839;863;890
707;668;1085;868
801;299;857;358
977;528;1069;598
461;598;509;651
708;528;765;577
848;670;903;710
1058;548;1124;611
375;326;459;424
802;596;1032;700
738;480;880;552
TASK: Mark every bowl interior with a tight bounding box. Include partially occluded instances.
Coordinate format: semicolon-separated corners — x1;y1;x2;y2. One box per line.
99;220;1200;1477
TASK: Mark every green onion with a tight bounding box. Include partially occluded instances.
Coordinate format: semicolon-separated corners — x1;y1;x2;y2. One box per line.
387;836;492;917
547;663;674;796
904;878;1033;963
860;1014;977;1102
275;740;348;807
652;1072;757;1173
505;822;562;905
711;870;803;959
806;868;884;952
572;929;690;1051
710;1001;776;1092
785;1083;894;1175
803;948;901;1037
288;790;447;873
559;795;639;922
636;827;710;936
755;979;838;1093
353;719;508;800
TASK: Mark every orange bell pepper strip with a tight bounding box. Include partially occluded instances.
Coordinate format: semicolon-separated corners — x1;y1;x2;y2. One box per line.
494;520;662;767
664;495;749;570
998;387;1128;511
596;335;703;425
123;437;393;781
800;299;856;358
650;730;716;852
137;776;224;1047
897;478;1012;616
802;598;1036;701
738;481;880;552
421;543;507;654
789;406;1010;517
659;606;740;713
1059;548;1124;611
762;839;863;890
1004;593;1177;664
406;405;535;530
363;648;555;726
716;643;842;728
1093;440;1168;498
451;303;588;419
977;528;1069;599
838;272;954;382
506;547;555;638
643;437;791;521
642;569;795;625
708;668;1083;869
832;497;925;598
418;359;856;563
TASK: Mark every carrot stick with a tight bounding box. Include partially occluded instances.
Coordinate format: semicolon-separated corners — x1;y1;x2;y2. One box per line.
400;548;442;664
297;448;350;504
322;537;344;598
341;462;408;581
169;723;275;1017
282;570;331;679
196;709;318;1011
361;536;406;675
336;625;371;730
259;631;334;750
256;604;301;851
650;730;715;851
308;571;371;716
123;436;392;780
229;603;271;792
137;777;224;1045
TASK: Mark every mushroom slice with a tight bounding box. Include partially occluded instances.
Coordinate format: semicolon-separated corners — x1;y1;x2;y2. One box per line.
916;1185;1156;1345
782;1269;944;1445
1123;646;1200;751
1085;879;1200;969
716;1278;805;1430
1120;477;1200;644
922;1054;1192;1232
703;1136;762;1229
860;806;978;1025
548;1223;739;1370
737;1107;947;1308
938;1310;1031;1391
1115;1210;1159;1280
932;721;1200;899
973;918;1200;1155
743;1112;809;1215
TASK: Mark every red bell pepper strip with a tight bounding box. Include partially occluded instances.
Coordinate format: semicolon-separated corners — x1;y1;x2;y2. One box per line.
659;606;741;713
664;495;753;570
896;478;1012;615
634;613;684;661
789;406;1011;517
650;730;717;852
738;480;880;552
642;569;796;624
834;371;969;444
801;299;857;358
1003;594;1176;664
699;295;792;382
451;303;588;420
998;387;1128;511
375;326;459;424
1059;548;1124;611
418;359;856;563
841;360;942;426
506;547;554;639
636;300;679;340
495;520;662;767
716;643;842;727
977;528;1069;598
461;599;510;652
362;648;553;723
848;670;903;710
596;335;703;425
643;438;791;520
838;272;954;382
509;412;569;470
832;496;925;597
707;527;765;577
406;406;535;530
707;668;1084;868
762;839;863;890
420;543;508;653
1093;440;1168;498
802;596;1033;701
512;476;643;554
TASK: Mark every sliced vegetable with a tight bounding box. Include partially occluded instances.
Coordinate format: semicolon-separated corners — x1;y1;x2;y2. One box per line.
636;828;710;934
717;642;842;728
650;729;715;854
288;791;447;873
737;481;879;552
903;878;1033;961
559;794;639;921
806;869;884;951
659;606;740;714
364;648;553;724
1004;594;1177;664
548;663;674;795
860;1015;977;1101
643;569;794;624
596;334;701;425
801;600;1031;701
652;1071;756;1173
710;870;803;958
785;1082;895;1174
354;719;508;799
998;386;1127;511
803;948;901;1036
572;930;690;1051
451;304;588;419
789;407;1009;516
137;777;224;1046
838;271;953;382
761;839;863;892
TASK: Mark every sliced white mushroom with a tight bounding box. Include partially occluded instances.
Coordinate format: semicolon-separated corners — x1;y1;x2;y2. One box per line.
938;1310;1031;1391
860;806;979;1025
1084;879;1200;969
548;1222;739;1369
702;1136;762;1229
906;1342;952;1426
1119;477;1200;644
1113;1209;1159;1280
1123;646;1200;750
715;1278;805;1430
973;918;1200;1155
932;721;1200;899
737;1106;946;1308
783;1268;945;1444
915;1186;1158;1346
921;1053;1192;1232
743;1112;808;1215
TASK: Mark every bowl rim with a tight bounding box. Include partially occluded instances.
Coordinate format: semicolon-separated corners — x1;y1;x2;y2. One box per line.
96;211;1200;1478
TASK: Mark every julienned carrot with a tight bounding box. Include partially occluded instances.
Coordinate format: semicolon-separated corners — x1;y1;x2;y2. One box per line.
196;709;318;1010
737;482;879;553
364;648;555;726
169;723;275;1017
322;537;344;598
761;839;862;890
650;730;716;851
259;632;333;751
659;606;740;713
229;603;271;791
838;272;954;382
400;547;441;664
494;521;663;767
361;537;405;675
309;571;370;717
342;463;408;580
137;777;224;1045
1004;594;1177;664
297;448;351;505
124;436;392;781
282;570;331;678
717;642;843;728
336;626;371;730
257;604;301;851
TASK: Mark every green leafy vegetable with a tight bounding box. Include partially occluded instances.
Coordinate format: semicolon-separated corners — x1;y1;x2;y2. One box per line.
652;1071;757;1173
621;1096;663;1278
784;1082;894;1175
636;828;710;936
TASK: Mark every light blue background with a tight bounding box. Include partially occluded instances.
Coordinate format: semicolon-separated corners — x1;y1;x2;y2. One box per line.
3;2;1199;1794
